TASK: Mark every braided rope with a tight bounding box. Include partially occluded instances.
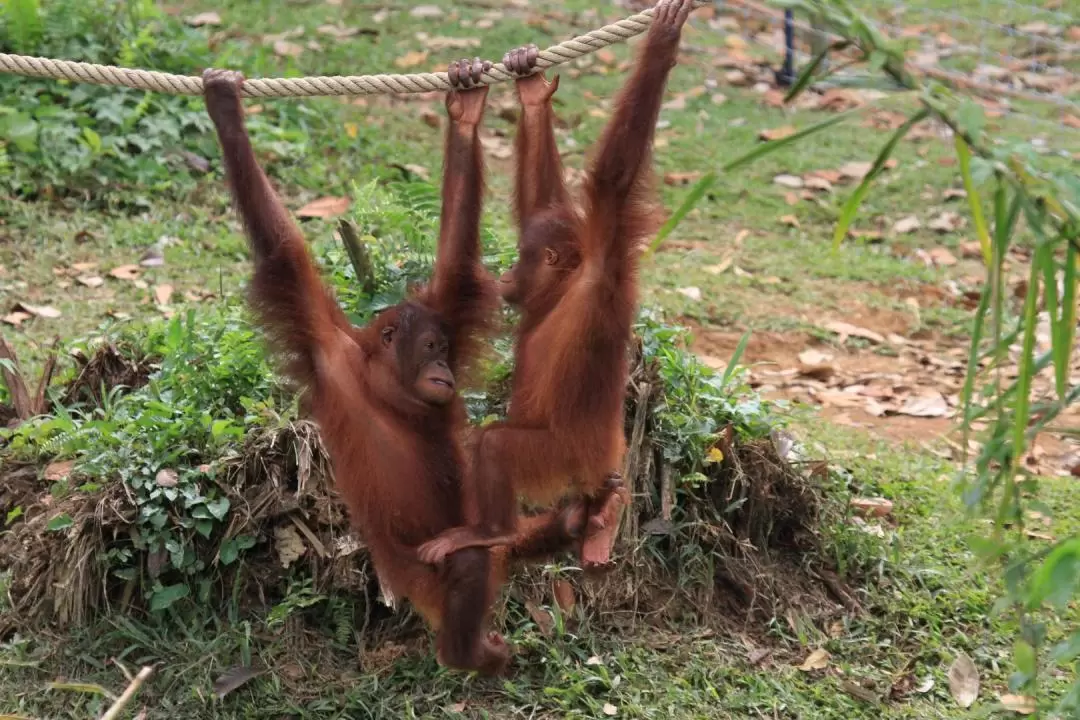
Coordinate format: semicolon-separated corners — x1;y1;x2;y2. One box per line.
0;4;691;98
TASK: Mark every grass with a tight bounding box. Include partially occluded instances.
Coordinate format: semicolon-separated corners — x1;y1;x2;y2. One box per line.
1;0;1079;717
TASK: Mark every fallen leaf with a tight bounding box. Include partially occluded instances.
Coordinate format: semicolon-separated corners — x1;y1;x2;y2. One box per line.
927;247;958;266
898;391;950;418
915;677;935;693
759;125;795;141
1000;694;1036;714
109;264;141;281
893;216;921;234
585;655;604;666
403;164;430;180
296;196;350;218
928;211;964;233
850;497;893;517
798;349;833;365
780;214;800;228
662;95;687;111
140;245;165;267
76;276;104;288
602;703;618;716
18;303;61;319
705;258;733;275
676;286;702;301
948;653;979;709
44;460;76;482
394;50;429;68
274;525;306;568
409;5;443;17
839;161;873;179
525;599;554;636
943;188;967;201
155;469;179;488
596;49;617;65
154;284;174;305
212;666;265;700
449;702;466;713
1061;114;1080;130
711;93;727;105
664;171;702;186
552;579;575;615
798;649;830;671
773;174;804;189
804;176;833;191
317;24;364;39
186;11;222;26
824;321;885;344
71;261;98;272
809;169;843;184
273;40;304;58
705;447;725;464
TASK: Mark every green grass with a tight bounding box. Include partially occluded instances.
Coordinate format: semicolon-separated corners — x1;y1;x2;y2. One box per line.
2;0;1080;717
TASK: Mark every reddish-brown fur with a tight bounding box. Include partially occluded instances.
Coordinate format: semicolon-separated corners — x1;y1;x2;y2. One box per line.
418;0;693;570
202;61;583;675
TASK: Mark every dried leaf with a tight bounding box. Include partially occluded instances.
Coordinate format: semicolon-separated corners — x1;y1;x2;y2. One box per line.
898;392;950;418
585;655;604;666
780;214;800;228
759;125;796;142
596;49;617;65
602;703;618;716
711;93;727;105
824;321;885;344
155;469;179;488
552;579;575;615
274;525;306;568
154;284;174;306
273;40;304;58
773;174;804;189
839;161;874;179
928;211;964;233
18;304;61;319
998;694;1035;714
798;649;830;671
704;258;733;275
76;276;104;288
394;50;429;68
109;264;141;281
296;196;350;218
928;247;958;266
893;216;921;234
676;286;702;301
4;310;33;325
212;666;264;699
915;677;935;693
525;599;554;636
187;11;222;26
798;349;833;365
948;653;979;708
804;176;833;192
139;245;165;267
44;460;76;482
409;5;444;17
850;497;893;517
663;171;703;186
662;95;687;111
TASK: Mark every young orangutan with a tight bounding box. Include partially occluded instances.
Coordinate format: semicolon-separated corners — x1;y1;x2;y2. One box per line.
418;0;694;571
202;59;585;676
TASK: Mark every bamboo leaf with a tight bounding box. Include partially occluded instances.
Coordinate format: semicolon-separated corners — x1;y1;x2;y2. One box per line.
955;135;992;265
832;107;929;249
722;111;858;173
784;42;833;103
644;172;716;259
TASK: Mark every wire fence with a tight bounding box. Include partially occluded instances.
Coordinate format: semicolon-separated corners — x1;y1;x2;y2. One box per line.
712;0;1080;124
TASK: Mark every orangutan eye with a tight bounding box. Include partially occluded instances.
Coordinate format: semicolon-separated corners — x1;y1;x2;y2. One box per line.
381;327;394;345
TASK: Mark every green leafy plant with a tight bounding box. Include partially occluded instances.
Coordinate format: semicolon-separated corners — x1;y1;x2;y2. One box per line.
701;0;1080;712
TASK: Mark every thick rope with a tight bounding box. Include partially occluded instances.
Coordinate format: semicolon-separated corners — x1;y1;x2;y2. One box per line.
0;4;695;98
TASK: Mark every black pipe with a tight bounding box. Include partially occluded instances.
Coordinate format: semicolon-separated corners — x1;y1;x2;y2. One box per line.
775;9;796;87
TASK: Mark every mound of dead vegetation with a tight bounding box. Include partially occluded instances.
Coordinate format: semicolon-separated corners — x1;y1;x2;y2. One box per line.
0;342;851;645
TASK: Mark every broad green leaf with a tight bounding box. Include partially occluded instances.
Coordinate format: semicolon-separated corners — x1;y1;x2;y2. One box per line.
644;172;716;258
956;100;986;145
150;582;190;612
833;107;929;249
46;513;73;532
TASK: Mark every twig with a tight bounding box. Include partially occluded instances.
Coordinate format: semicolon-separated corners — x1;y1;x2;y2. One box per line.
99;665;154;720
